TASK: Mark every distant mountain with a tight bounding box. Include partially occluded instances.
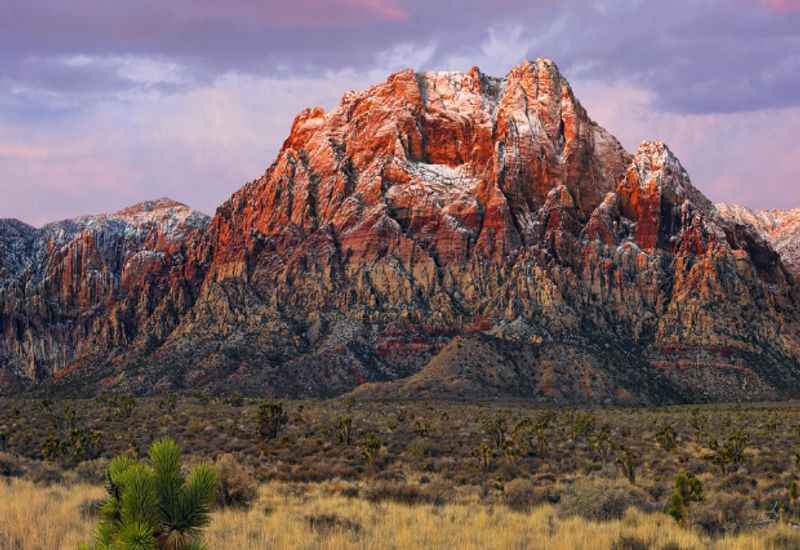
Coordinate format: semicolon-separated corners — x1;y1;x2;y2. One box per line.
717;203;800;279
0;199;210;390
2;60;799;404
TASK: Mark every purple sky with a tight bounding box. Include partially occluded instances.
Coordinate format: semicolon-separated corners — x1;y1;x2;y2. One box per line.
1;0;799;225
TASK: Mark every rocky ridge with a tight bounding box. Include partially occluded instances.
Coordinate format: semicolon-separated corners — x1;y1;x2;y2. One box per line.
717;203;800;279
0;199;210;388
1;59;799;404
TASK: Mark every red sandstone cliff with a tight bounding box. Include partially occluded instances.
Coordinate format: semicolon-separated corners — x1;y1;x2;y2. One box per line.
2;60;799;403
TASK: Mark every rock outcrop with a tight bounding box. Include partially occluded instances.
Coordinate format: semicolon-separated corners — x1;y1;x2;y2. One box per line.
717;203;800;279
1;59;799;403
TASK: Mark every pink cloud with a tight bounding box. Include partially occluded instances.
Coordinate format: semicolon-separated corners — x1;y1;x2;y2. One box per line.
757;0;800;12
0;145;49;160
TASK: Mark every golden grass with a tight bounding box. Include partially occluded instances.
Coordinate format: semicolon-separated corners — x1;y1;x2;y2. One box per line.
0;479;105;549
2;479;799;550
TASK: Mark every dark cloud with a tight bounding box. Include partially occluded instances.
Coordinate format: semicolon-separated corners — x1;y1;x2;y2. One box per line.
1;0;798;115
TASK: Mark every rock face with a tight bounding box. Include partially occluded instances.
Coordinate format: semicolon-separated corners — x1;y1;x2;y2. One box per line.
0;199;210;389
717;204;800;279
2;59;800;403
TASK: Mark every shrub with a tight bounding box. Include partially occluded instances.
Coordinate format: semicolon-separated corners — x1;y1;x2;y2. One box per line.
84;437;216;550
692;492;755;536
363;481;450;506
558;478;652;521
306;514;362;534
610;535;649;550
503;479;538;512
214;453;257;509
0;452;23;478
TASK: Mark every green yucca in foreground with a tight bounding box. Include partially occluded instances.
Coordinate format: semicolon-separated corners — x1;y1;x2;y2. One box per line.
83;438;217;550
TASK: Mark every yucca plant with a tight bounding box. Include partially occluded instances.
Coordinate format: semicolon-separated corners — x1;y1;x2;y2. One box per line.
84;438;216;550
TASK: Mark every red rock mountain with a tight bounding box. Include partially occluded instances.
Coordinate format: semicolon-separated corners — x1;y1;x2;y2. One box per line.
2;59;799;403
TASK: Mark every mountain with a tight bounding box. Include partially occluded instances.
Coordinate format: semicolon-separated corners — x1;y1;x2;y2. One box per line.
716;204;800;279
0;199;210;390
2;59;799;404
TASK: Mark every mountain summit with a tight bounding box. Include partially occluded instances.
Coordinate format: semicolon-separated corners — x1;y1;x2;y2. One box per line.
2;60;799;403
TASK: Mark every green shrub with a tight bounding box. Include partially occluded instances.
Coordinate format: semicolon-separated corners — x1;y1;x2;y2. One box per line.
84;438;216;550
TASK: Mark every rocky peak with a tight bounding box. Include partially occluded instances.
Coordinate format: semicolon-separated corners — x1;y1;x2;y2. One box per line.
717;203;800;278
629;141;712;211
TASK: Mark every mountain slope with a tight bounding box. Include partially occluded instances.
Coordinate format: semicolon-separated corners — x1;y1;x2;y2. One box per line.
2;59;799;403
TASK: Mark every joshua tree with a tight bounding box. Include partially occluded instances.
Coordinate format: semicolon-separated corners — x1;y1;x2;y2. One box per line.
689;408;707;438
360;432;382;465
337;415;353;446
482;413;508;450
708;430;748;475
588;424;613;465
615;446;640;485
413;418;431;438
570;411;596;441
257;401;289;441
656;424;677;452
666;471;703;525
476;443;493;472
85;438;216;550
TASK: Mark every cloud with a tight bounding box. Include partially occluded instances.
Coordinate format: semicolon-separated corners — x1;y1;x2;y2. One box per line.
2;0;798;115
758;0;800;13
0;44;437;225
1;2;799;224
0;145;49;159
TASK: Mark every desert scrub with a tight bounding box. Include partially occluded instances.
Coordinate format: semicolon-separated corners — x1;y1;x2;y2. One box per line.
559;478;653;521
214;453;257;509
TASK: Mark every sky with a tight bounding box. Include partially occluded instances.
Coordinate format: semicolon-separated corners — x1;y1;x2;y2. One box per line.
1;0;799;226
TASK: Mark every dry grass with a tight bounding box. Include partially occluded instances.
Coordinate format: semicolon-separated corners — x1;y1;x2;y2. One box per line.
3;479;800;550
0;478;104;549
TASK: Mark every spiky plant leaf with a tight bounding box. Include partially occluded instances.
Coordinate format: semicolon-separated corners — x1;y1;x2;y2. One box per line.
116;520;158;550
150;437;185;527
119;464;159;528
171;463;217;536
92;516;119;548
108;454;136;488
